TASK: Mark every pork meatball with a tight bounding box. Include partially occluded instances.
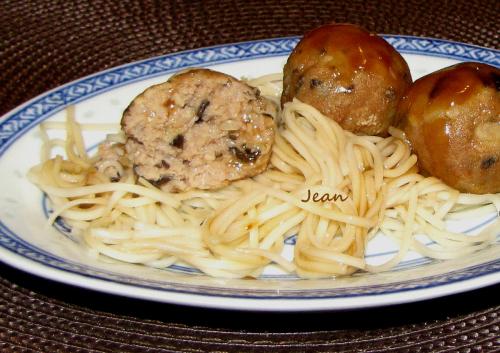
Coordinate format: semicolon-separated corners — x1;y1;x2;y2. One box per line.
397;62;500;194
281;23;412;136
121;68;277;192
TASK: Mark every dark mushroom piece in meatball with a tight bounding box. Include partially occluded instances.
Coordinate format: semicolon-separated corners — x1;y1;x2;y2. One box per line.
121;68;277;192
281;23;412;136
397;62;500;194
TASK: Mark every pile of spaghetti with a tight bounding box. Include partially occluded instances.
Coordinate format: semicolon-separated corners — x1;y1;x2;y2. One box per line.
28;75;500;279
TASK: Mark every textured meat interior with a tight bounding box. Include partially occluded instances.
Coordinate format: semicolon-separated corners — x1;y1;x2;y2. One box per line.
120;69;277;192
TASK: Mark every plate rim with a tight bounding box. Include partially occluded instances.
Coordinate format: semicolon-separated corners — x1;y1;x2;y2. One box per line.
0;35;499;311
0;243;498;311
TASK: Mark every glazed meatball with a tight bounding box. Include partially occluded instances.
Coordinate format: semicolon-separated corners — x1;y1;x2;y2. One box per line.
121;68;277;192
281;23;412;136
397;62;500;194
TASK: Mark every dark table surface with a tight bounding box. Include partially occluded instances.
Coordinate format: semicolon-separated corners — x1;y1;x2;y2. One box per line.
0;1;499;352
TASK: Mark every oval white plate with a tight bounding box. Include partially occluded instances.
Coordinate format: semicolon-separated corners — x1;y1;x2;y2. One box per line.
0;36;499;311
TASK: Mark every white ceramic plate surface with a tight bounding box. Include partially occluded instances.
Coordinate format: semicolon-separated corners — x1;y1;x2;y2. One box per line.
0;35;498;311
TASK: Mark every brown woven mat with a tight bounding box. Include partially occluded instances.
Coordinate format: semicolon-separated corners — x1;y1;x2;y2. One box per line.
0;0;499;352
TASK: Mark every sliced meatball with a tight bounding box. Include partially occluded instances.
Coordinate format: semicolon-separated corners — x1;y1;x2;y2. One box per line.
121;68;277;192
281;23;412;136
397;62;500;194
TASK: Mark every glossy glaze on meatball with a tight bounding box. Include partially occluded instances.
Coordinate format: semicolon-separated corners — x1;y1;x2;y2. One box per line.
397;62;500;194
121;69;277;192
281;23;412;136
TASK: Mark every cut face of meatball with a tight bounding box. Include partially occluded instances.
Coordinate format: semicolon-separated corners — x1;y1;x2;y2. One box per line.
121;68;277;192
281;23;412;136
397;62;500;194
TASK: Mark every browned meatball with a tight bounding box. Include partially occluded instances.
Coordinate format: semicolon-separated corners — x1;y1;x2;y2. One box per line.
121;68;277;192
281;23;412;136
397;62;500;194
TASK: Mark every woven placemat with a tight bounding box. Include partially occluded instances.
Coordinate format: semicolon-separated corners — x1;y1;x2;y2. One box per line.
0;0;499;352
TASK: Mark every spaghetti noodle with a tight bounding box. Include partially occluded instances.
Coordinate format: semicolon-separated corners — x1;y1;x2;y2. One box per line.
27;74;500;279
